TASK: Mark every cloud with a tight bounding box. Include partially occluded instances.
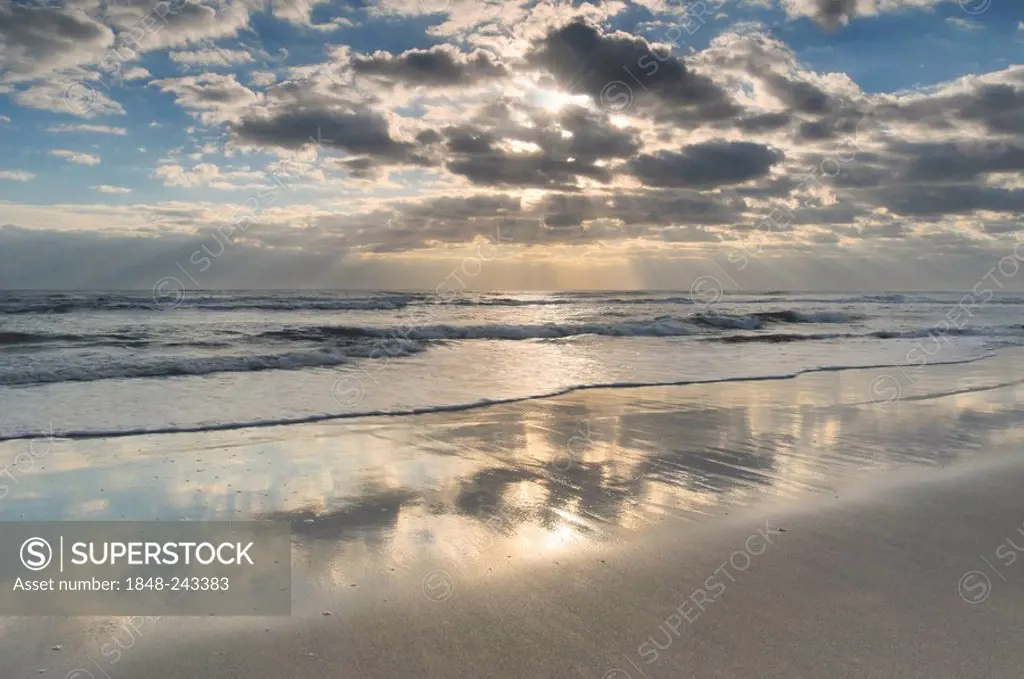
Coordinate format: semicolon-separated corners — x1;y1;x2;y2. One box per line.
103;0;260;52
946;17;982;31
122;67;151;81
778;0;947;29
736;112;793;132
351;45;508;86
898;141;1024;182
149;73;260;123
527;20;738;125
0;170;34;181
0;115;9;123
169;47;254;67
780;0;860;29
0;3;114;83
628;141;784;188
91;184;132;194
873;185;1024;216
696;31;861;142
50;149;102;165
440;104;642;188
48;123;127;135
270;0;352;29
1;5;1022;291
877;71;1024;136
270;0;325;23
13;75;126;117
249;71;278;87
230;108;427;166
153;162;265;189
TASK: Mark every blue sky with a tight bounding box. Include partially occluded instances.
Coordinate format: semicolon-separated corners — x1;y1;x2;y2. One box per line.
0;0;1022;290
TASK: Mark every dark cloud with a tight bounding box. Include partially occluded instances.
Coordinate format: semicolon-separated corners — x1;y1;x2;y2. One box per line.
440;105;641;188
231;108;428;165
556;106;640;160
825;163;888;189
786;0;859;29
446;153;611;188
861;222;909;239
794;107;872;141
444;126;499;154
877;77;1024;136
415;129;443;145
528;20;738;124
762;73;836;114
628;141;783;188
874;185;1024;217
797;119;838;140
982;221;1024;235
318;188;746;252
402;194;522;221
735;112;792;133
0;3;113;81
351;45;508;86
338;156;380;178
542;211;584;229
959;84;1024;135
787;204;862;225
900;141;1024;182
603;191;744;226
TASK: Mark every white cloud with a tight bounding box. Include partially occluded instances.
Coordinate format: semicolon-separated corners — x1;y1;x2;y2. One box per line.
14;77;126;118
271;0;325;23
153;162;266;189
91;185;133;194
269;0;351;29
0;115;10;123
169;48;254;67
249;71;279;87
48;124;128;135
122;67;151;81
308;17;355;31
946;17;982;31
103;0;261;52
51;149;102;166
149;73;261;124
0;170;35;181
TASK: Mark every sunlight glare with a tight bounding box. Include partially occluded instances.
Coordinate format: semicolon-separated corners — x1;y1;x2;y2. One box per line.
534;89;591;112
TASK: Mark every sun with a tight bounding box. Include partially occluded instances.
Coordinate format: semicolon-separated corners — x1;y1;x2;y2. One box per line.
532;88;592;112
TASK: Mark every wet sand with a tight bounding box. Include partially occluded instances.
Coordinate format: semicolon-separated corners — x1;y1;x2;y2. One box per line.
2;352;1024;678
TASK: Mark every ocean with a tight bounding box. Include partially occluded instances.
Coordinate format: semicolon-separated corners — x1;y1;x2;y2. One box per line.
0;290;1020;441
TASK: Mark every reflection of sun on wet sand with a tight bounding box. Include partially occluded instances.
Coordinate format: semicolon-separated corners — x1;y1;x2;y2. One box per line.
2;352;1024;678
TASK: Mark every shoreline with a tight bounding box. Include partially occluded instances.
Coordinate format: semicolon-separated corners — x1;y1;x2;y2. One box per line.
0;348;1013;443
1;354;1023;677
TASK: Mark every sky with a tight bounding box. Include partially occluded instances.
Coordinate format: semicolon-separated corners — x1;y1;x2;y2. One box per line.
0;0;1022;291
